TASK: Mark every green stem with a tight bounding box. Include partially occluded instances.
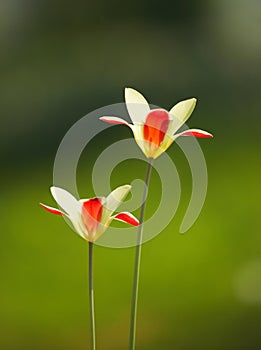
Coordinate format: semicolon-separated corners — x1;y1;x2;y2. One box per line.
129;158;153;350
88;242;96;350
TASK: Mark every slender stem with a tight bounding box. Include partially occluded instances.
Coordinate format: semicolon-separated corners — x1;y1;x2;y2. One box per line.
129;158;153;350
88;242;96;350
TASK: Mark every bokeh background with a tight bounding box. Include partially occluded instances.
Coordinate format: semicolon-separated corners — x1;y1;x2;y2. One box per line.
1;0;260;349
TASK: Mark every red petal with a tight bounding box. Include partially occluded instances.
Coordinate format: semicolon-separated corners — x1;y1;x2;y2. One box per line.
99;117;129;125
114;212;139;226
180;130;213;138
143;110;170;146
40;203;64;216
82;198;103;233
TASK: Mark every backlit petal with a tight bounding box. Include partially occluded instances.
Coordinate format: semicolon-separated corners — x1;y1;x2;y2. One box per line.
131;123;173;159
105;185;131;213
81;198;103;235
50;187;85;238
50;187;81;217
169;98;197;134
99;116;130;126
130;124;148;156
125;87;151;124
113;212;139;226
175;128;213;138
69;217;89;240
39;203;65;216
150;134;175;159
40;201;88;240
143;109;170;147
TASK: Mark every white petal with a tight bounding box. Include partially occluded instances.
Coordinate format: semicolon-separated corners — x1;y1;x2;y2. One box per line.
50;187;82;218
130;124;148;157
125;87;151;124
47;187;89;240
169;98;197;134
69;216;89;240
105;185;131;213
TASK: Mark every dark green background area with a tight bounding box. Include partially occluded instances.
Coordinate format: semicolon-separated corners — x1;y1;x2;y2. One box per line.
1;1;260;349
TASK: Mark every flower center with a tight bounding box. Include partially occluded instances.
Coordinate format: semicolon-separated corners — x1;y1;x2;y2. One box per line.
143;110;169;146
82;198;103;234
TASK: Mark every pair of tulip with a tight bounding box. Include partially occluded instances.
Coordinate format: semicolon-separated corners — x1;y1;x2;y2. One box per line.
41;88;212;240
41;88;213;350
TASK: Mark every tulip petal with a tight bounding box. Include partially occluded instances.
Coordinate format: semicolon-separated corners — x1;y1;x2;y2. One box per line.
68;217;89;240
81;198;103;234
129;124;148;157
41;188;89;240
105;185;131;213
50;187;85;238
125;87;151;124
113;212;139;226
99;116;130;126
169;98;197;134
50;187;81;216
175;129;213;138
143;109;170;147
150;134;175;159
39;203;65;216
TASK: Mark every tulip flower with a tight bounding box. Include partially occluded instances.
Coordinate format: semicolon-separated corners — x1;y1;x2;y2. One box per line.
40;184;139;242
101;88;213;350
100;87;213;159
40;184;139;350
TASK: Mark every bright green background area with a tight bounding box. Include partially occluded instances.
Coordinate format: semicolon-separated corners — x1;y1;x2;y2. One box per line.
1;1;260;349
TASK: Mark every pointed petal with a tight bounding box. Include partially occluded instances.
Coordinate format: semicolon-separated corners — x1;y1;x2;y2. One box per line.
143;109;170;146
51;187;89;236
113;212;139;226
125;87;151;124
99;116;130;126
50;187;81;216
175;129;213;138
82;198;103;222
81;198;103;235
42;189;89;240
105;185;131;213
169;98;197;134
39;203;65;216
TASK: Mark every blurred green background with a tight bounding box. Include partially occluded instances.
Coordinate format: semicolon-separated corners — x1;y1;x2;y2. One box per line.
1;0;260;349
